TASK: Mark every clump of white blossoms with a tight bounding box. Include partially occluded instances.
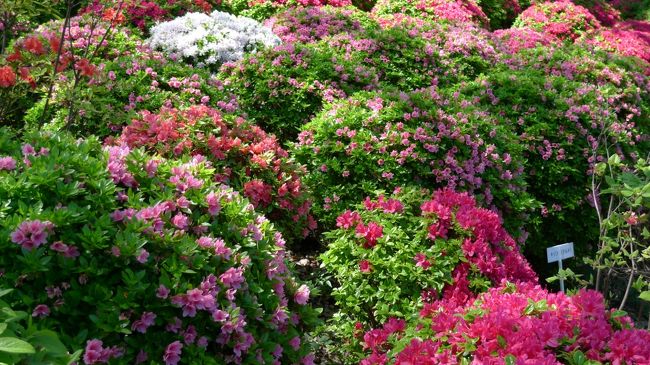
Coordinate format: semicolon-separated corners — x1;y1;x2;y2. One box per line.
147;11;281;67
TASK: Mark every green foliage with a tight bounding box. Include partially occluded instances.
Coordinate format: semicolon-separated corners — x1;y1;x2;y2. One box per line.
589;153;650;317
0;287;81;364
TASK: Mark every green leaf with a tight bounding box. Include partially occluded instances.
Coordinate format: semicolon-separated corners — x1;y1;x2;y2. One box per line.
0;325;5;336
0;337;35;354
28;330;68;354
640;291;650;302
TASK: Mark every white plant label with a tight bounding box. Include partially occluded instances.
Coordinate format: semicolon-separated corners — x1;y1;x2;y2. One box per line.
547;242;574;263
547;242;574;293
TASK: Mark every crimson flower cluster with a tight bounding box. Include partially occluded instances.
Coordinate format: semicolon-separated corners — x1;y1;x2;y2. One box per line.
361;282;650;364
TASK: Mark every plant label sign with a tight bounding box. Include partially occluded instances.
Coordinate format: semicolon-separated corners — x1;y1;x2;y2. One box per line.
547;242;574;263
547;242;574;293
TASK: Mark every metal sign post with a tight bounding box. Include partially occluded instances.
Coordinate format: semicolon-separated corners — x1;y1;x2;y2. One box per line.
546;242;574;293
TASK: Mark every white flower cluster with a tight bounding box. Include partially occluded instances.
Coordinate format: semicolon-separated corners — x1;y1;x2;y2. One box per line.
147;11;281;67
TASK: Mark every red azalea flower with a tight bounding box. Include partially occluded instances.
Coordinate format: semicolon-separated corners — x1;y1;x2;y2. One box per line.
359;259;372;273
356;221;383;248
0;66;17;88
24;36;46;55
76;58;97;77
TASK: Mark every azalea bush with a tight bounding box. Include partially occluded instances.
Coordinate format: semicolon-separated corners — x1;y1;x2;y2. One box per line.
147;11;281;69
454;45;650;275
0;128;317;364
264;6;369;44
584;23;650;63
291;88;532;230
219;19;497;142
112;104;316;243
0;0;66;54
27;46;222;137
17;18;228;137
513;0;601;40
321;188;536;360
537;0;620;26
492;27;557;54
371;0;489;27
360;281;650;364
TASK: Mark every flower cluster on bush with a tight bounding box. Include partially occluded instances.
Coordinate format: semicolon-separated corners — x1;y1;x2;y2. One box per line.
542;0;621;26
264;6;368;44
0;128;317;364
111;104;316;242
147;10;281;69
291;87;531;230
492;27;557;53
585;21;650;63
360;281;650;364
371;0;489;27
81;0;215;32
321;187;536;359
513;0;601;40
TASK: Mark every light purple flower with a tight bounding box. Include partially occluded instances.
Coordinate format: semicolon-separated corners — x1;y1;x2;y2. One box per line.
163;341;183;365
294;284;310;305
0;156;16;171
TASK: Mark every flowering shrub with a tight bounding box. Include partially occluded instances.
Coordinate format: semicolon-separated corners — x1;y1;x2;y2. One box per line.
538;0;621;26
16;18;228;137
360;281;650;364
291;88;532;229
81;0;217;32
147;10;280;68
371;0;489;27
454;45;650;276
492;27;557;53
513;1;601;41
583;22;650;63
112;104;316;242
0;128;317;364
321;188;536;360
264;6;368;44
218;19;497;142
